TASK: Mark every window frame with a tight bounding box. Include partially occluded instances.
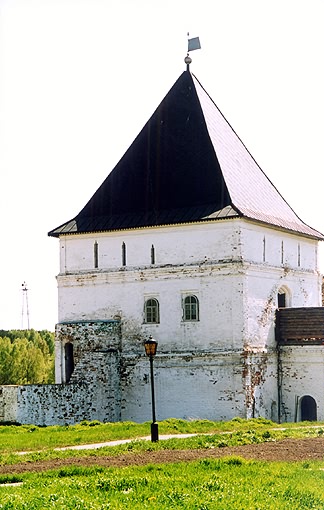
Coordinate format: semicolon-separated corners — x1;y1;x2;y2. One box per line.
182;294;199;322
277;286;291;308
144;298;160;324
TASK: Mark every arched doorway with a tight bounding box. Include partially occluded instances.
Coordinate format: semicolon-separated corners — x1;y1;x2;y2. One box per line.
64;343;74;383
300;395;317;421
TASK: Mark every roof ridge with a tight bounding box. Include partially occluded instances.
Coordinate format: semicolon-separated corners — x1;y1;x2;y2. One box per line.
49;70;324;240
191;74;323;240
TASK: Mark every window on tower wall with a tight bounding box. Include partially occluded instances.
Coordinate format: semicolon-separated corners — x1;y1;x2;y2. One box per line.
277;292;286;308
277;286;290;308
122;242;126;266
94;241;98;268
151;244;155;264
144;298;160;323
183;295;199;321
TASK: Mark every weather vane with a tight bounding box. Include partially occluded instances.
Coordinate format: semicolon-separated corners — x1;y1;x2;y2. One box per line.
185;32;201;71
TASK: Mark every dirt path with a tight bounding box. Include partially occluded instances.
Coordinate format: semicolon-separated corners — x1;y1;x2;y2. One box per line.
2;437;324;474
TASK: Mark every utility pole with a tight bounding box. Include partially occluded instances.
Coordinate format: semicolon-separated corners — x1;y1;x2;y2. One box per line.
21;281;30;330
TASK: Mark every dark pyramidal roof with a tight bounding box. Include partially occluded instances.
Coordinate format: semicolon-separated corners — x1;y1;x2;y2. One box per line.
49;70;323;240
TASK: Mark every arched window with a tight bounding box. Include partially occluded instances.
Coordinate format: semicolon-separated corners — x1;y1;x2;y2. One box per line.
277;286;291;308
144;298;159;323
277;292;286;308
183;295;199;321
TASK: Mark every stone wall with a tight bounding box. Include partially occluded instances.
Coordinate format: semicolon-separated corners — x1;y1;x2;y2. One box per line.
279;345;324;422
0;341;279;426
55;320;121;383
0;218;321;425
0;321;122;426
118;347;280;424
1;337;322;426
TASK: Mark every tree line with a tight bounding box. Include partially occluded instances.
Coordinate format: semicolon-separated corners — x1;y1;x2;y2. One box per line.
0;329;55;385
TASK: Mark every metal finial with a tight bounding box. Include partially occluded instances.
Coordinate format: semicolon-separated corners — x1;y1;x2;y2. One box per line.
184;54;192;71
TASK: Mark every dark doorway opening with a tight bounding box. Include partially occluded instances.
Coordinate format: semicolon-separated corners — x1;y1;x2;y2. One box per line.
64;343;74;383
300;395;317;421
278;292;286;308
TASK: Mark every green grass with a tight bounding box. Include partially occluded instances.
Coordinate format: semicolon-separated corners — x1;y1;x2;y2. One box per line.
0;457;324;509
0;417;270;453
0;416;320;454
0;419;324;508
0;418;323;467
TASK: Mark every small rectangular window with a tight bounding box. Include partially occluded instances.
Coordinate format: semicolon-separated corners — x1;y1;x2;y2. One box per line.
298;243;301;267
151;244;155;265
122;242;126;266
94;241;98;268
281;241;284;264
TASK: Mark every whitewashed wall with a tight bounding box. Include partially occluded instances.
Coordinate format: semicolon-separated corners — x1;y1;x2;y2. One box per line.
279;346;324;422
52;218;321;423
59;220;319;274
57;219;321;350
0;218;321;425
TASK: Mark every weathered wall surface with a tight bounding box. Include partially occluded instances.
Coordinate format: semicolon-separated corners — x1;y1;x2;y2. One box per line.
0;381;119;426
55;320;121;384
120;349;279;423
0;386;19;423
57;221;321;349
0;349;278;426
279;345;324;422
0;219;321;426
59;220;319;275
1;327;320;426
59;221;242;273
0;321;122;426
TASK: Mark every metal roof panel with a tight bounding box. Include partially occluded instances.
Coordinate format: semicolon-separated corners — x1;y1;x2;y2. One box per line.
48;71;323;240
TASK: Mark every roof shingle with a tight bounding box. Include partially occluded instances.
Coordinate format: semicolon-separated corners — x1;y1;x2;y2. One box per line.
49;71;323;240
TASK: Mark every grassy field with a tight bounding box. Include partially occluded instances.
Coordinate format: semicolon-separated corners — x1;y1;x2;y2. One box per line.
0;418;324;509
0;417;281;453
1;457;324;509
0;416;321;454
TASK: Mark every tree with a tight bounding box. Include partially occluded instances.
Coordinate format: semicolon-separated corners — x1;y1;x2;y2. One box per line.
0;330;55;385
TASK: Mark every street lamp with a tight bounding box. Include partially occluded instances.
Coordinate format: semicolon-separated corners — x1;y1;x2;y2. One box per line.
144;335;159;442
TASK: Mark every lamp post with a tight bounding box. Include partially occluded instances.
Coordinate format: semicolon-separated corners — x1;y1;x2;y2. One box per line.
144;335;159;442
